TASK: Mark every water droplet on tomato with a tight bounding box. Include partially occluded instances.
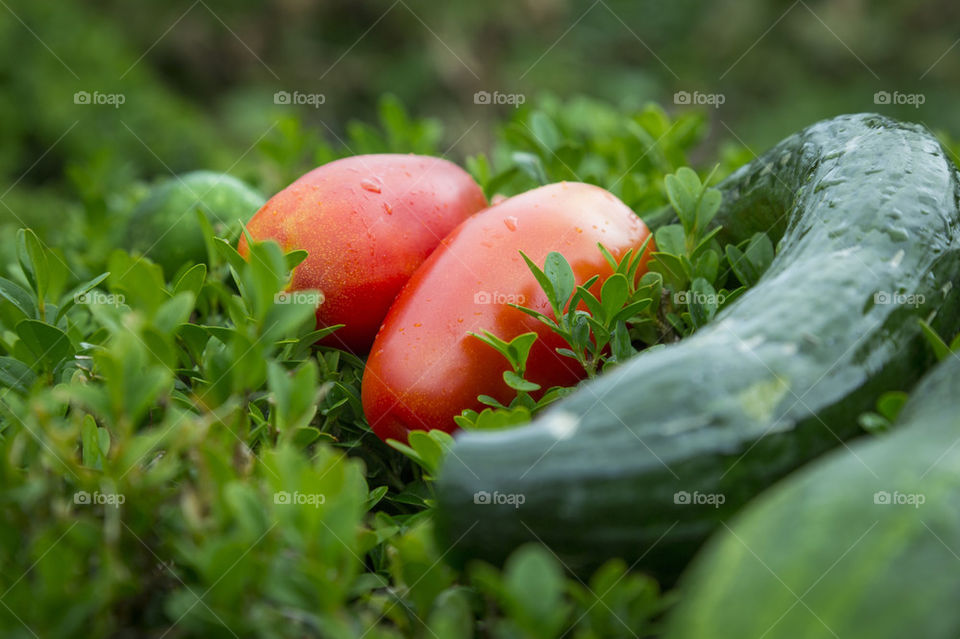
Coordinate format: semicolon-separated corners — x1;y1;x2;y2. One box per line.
384;203;393;215
361;178;382;193
414;322;422;327
504;216;519;231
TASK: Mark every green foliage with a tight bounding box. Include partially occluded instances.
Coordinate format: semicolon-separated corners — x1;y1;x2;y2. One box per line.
0;96;756;636
0;210;672;637
510;244;657;379
468;100;711;215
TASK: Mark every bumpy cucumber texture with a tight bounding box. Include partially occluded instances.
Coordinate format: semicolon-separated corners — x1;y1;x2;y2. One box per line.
435;113;960;579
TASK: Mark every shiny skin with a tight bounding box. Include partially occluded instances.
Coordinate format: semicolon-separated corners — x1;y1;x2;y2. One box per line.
362;182;654;443
238;154;487;353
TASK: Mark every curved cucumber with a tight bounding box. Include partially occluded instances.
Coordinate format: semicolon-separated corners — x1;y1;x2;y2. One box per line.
667;352;960;638
435;113;960;578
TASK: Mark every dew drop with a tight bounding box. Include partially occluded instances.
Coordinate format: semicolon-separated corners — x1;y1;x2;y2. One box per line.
361;177;382;193
504;216;519;231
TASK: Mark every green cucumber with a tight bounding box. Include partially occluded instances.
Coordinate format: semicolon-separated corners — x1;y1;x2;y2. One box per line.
124;171;265;277
435;113;960;579
667;352;960;639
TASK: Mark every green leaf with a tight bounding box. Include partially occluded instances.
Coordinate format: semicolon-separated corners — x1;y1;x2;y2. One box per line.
427;587;475;639
598;243;619;272
470;330;517;368
503;370;540;392
612;298;653;323
154;292;195;334
745;232;775;275
456;406;532;430
674;166;703;196
284;249;309;271
665;171;697;231
56;272;110;323
17;228;50;301
16;319;75;372
512;151;548;185
919;319;952;361
653;224;686;256
506;332;538;371
725;244;755;287
687;277;718;329
388;430;454;477
649;252;688;291
609;321;636;364
877;391;909;422
529;112;561;152
519;251;555;308
859;411;891;434
173;263;207;299
694;248;720;284
0;277;38;319
106;250;168;315
503;544;568;635
626;236;653;284
81;414;109;470
573;285;603;318
366;485;389;510
695;187;723;231
543;252;575;313
0;356;36;393
691;225;724;258
599;273;629;324
570;312;591;351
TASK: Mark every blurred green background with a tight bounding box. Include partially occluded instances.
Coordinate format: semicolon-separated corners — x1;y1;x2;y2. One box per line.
3;0;959;237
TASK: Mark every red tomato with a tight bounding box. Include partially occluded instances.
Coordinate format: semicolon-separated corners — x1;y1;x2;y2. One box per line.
362;182;654;443
238;154;487;353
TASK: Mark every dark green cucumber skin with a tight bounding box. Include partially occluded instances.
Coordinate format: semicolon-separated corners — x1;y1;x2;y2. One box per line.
434;114;960;580
668;354;960;639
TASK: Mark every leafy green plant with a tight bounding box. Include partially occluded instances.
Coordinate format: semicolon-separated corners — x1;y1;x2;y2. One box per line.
0;96;760;638
510;244;656;378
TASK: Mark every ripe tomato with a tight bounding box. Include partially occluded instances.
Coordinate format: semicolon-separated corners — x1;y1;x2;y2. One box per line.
238;154;487;353
362;182;654;443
